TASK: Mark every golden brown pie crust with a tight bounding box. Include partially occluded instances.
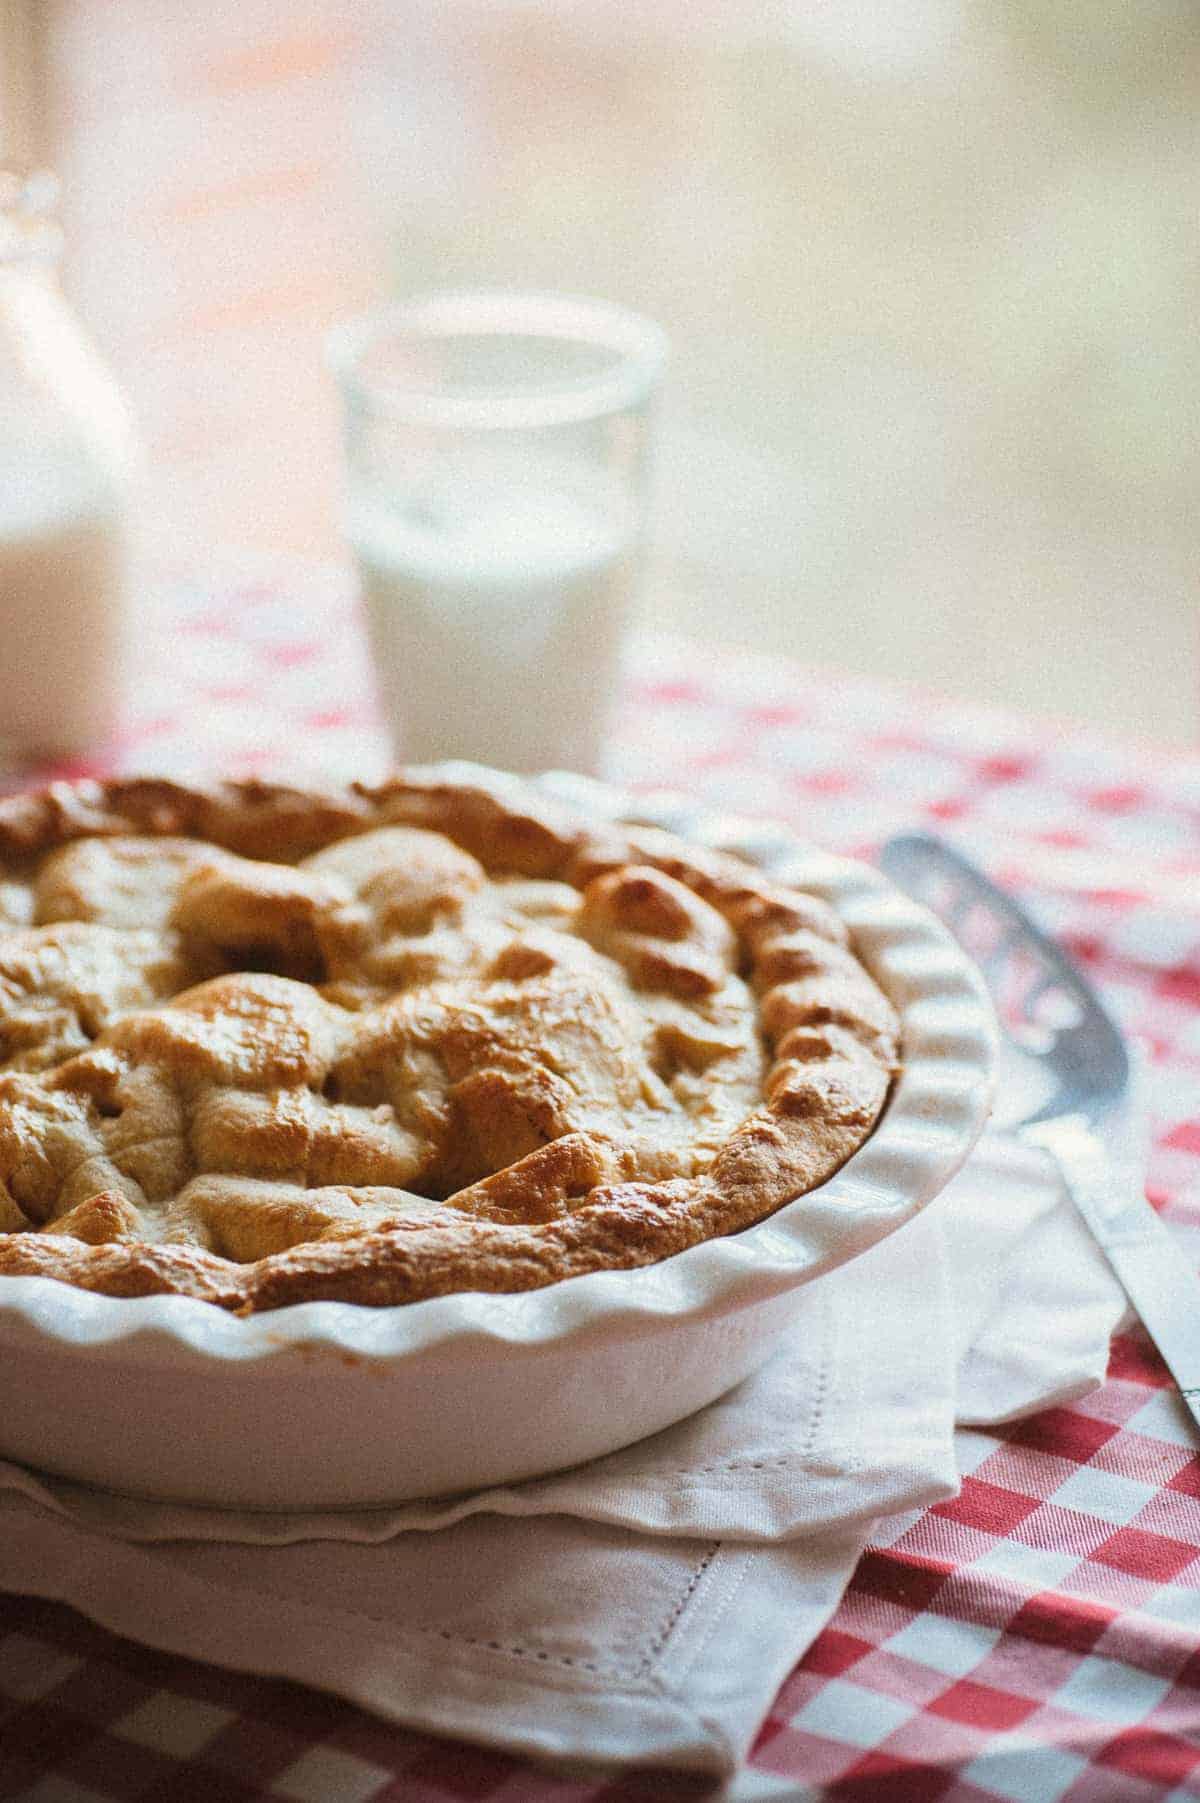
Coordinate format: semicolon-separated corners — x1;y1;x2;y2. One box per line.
0;773;900;1312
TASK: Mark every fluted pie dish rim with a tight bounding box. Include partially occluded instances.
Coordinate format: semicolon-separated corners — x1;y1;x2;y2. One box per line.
0;764;996;1372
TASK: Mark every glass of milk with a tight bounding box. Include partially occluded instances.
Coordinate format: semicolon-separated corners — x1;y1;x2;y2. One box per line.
329;292;666;774
0;172;137;765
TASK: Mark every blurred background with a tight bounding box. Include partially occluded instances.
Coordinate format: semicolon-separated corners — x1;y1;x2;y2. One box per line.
2;0;1196;743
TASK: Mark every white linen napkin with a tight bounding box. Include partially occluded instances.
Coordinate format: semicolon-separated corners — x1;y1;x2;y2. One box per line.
0;1121;1134;1775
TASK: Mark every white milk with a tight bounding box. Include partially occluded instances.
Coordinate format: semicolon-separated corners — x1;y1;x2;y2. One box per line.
349;475;636;773
0;435;128;760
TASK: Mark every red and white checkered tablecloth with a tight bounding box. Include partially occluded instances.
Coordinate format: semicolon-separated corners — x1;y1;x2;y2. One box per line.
2;560;1199;1802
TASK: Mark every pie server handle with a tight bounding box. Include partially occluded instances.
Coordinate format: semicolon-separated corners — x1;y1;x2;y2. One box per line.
1024;1114;1200;1437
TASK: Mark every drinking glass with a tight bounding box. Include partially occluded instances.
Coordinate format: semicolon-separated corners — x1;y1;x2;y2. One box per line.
329;291;666;774
0;171;137;762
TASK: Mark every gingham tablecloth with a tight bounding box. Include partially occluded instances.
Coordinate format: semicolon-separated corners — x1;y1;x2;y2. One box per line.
2;559;1199;1803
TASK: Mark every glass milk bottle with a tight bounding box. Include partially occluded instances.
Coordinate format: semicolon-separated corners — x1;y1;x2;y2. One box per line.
330;292;666;775
0;172;137;762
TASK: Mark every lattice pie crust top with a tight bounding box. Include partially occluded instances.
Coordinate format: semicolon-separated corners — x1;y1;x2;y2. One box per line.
0;774;900;1313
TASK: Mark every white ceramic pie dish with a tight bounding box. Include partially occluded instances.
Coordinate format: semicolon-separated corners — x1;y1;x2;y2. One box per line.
0;772;996;1507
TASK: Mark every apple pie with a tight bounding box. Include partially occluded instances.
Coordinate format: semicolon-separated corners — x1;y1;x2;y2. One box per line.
0;772;899;1312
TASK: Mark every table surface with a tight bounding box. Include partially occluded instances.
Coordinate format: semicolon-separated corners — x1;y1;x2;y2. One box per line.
2;560;1199;1803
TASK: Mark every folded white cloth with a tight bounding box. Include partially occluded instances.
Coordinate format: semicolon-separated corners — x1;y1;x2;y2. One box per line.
0;1120;1134;1776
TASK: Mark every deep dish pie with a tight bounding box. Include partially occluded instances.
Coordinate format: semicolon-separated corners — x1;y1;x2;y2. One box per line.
0;771;900;1313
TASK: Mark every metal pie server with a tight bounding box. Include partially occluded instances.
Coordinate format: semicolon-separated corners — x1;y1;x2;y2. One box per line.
880;831;1200;1436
